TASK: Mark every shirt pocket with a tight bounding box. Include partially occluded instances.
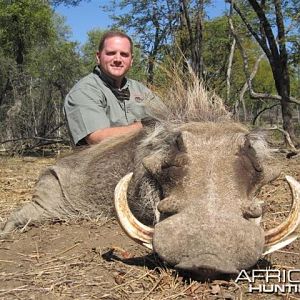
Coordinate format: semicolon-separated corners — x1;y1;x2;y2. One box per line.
126;101;147;120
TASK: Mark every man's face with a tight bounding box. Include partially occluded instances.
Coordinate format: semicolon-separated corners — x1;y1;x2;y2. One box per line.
96;37;133;84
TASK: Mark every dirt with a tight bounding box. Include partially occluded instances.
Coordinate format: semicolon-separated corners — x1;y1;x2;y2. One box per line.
0;152;300;300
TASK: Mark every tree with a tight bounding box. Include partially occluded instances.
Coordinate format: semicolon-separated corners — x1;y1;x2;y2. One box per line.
0;0;55;66
105;0;180;84
22;39;84;143
227;0;300;145
179;0;205;79
81;28;104;72
199;15;274;118
49;0;89;6
0;1;85;152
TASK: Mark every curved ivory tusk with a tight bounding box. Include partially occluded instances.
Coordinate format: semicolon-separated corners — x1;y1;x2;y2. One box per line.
263;175;300;255
114;172;154;250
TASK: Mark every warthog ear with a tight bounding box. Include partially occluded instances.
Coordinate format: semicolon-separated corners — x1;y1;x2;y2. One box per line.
242;132;280;186
242;133;268;172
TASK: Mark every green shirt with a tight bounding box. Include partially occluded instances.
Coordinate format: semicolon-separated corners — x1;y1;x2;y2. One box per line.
64;67;158;145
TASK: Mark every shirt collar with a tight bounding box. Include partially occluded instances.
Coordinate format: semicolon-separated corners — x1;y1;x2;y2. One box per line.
93;65;128;90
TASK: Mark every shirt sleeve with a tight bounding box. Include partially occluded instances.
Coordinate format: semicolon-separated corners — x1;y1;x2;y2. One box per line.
129;81;168;120
64;85;110;145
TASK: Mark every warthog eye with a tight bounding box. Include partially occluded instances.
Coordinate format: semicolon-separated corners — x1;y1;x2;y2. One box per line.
175;133;185;152
160;165;187;183
159;150;189;184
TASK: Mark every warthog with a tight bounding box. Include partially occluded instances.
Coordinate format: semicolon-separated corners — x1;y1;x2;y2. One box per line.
1;79;300;277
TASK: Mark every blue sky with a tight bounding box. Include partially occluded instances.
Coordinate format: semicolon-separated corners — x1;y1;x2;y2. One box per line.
55;0;228;46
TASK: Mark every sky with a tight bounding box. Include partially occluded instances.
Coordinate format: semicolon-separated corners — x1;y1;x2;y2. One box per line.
55;0;228;46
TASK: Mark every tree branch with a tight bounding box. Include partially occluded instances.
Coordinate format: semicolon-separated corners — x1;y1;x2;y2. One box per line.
250;93;300;104
237;53;266;120
226;3;235;104
248;0;280;61
0;136;66;145
252;103;280;125
227;7;300;105
227;0;271;57
265;126;298;151
226;38;236;103
180;0;193;48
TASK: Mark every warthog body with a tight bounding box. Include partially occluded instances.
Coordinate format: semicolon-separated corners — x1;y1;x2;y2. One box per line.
1;81;298;277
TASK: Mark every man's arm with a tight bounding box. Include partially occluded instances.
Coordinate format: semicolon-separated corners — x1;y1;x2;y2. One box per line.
85;121;143;145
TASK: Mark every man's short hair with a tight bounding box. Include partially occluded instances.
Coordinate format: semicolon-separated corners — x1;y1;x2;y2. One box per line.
98;31;133;54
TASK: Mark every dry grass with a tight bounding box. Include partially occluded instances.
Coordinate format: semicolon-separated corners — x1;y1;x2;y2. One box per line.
152;63;231;124
0;156;55;220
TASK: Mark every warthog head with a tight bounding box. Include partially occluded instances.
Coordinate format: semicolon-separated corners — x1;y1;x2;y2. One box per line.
115;120;300;277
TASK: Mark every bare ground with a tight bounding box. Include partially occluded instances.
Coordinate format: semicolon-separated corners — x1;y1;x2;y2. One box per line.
0;152;300;300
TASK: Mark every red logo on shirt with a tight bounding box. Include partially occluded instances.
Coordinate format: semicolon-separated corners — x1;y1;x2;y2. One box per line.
132;93;144;103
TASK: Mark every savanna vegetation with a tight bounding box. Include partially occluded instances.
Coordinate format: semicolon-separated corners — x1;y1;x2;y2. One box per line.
0;0;299;154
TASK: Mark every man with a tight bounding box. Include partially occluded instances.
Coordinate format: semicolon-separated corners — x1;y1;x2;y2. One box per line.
64;31;158;146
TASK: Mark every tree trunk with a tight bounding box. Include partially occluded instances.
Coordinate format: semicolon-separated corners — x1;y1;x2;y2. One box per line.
147;54;156;85
278;83;296;144
229;0;298;146
146;7;160;84
180;0;204;79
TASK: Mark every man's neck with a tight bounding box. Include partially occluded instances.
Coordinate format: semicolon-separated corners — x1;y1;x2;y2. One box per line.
95;66;127;89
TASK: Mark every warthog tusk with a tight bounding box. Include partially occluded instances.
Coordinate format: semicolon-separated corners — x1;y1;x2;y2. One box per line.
263;175;300;255
114;172;154;250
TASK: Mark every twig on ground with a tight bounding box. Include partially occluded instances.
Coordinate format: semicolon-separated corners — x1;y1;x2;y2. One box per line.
20;218;31;233
51;242;81;258
141;276;164;300
161;281;198;300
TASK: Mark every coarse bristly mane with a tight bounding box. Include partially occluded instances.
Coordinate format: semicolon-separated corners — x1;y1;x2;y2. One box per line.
145;67;231;125
139;67;272;164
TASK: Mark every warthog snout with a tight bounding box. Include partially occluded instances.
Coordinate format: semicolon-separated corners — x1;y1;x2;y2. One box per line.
153;210;264;275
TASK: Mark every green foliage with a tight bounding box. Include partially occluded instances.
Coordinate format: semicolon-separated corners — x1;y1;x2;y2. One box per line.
81;28;104;72
252;59;276;94
28;40;84;93
203;16;231;92
0;48;15;103
0;0;87;153
0;0;55;64
106;0;178;52
290;68;300;99
52;13;73;41
49;0;89;6
129;46;148;83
